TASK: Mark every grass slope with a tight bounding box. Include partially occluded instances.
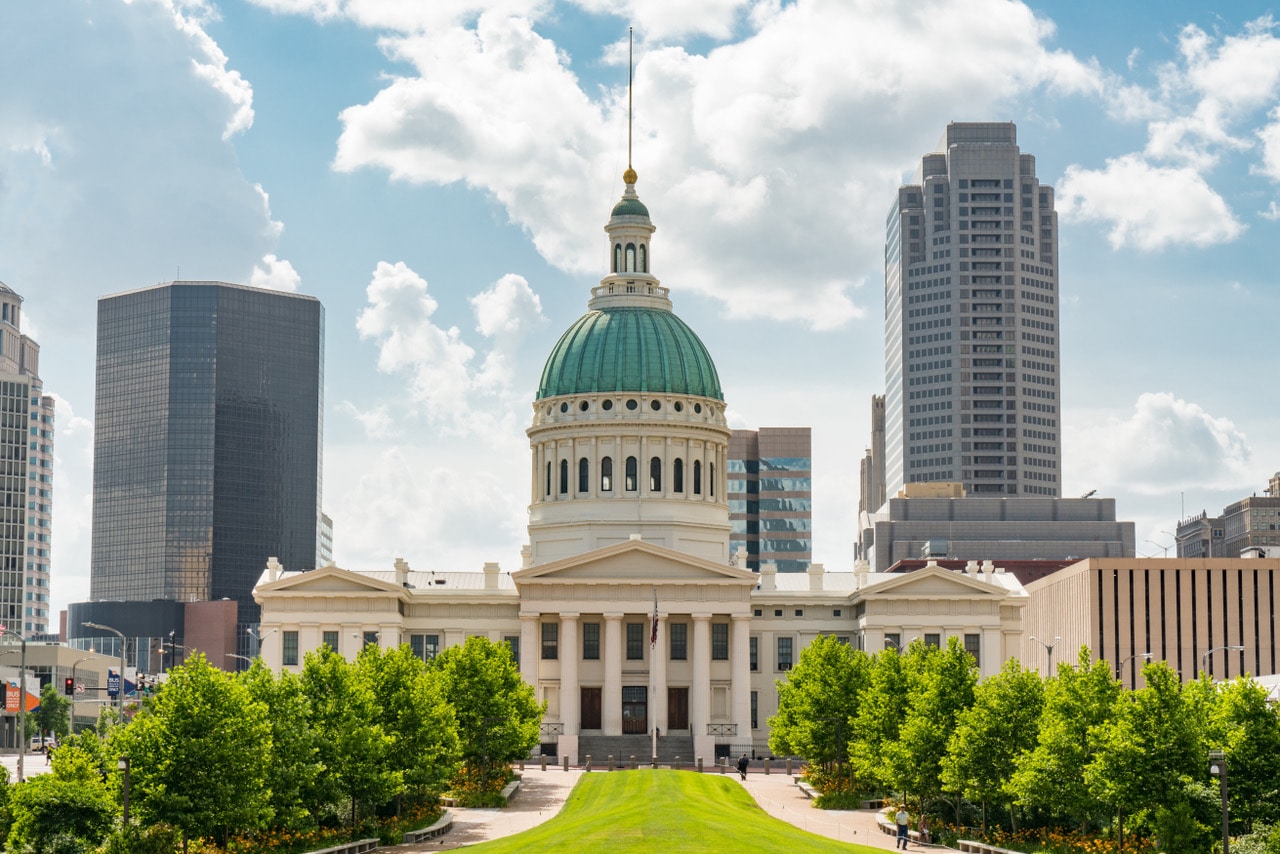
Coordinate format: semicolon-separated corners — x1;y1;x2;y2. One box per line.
463;769;881;853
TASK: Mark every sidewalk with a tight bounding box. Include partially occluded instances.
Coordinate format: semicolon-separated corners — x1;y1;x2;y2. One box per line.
0;751;52;782
740;771;917;851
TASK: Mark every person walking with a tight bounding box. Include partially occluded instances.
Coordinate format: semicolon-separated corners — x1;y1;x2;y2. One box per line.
736;753;749;781
919;815;931;844
895;805;910;849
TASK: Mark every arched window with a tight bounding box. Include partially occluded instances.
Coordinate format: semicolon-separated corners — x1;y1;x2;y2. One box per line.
613;244;622;273
710;462;716;497
693;460;702;495
650;456;662;492
559;459;568;495
601;456;613;491
546;461;551;497
625;456;638;491
578;457;589;493
673;458;684;493
638;244;647;272
626;243;637;272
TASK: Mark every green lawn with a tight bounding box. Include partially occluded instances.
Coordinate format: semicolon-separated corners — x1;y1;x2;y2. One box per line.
460;769;882;853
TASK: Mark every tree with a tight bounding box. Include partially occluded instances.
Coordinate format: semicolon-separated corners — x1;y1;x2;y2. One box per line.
7;775;115;853
768;635;869;768
941;657;1044;829
849;646;910;789
355;645;459;802
239;662;321;830
1213;677;1280;829
1009;648;1120;829
33;683;70;745
113;653;273;848
301;646;398;827
432;636;543;787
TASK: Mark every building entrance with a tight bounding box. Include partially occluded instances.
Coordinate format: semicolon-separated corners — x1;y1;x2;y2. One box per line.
581;687;602;730
621;686;647;734
667;686;689;730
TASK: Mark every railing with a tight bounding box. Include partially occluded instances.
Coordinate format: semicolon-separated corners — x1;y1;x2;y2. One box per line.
707;723;737;737
540;722;565;737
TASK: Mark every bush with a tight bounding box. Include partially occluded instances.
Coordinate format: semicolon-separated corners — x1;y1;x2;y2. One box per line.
99;823;183;854
8;776;115;853
814;791;863;810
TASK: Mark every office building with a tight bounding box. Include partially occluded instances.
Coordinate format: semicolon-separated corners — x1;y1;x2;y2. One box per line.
1176;473;1280;558
78;281;323;659
729;428;812;572
881;121;1061;500
858;395;886;519
0;284;55;635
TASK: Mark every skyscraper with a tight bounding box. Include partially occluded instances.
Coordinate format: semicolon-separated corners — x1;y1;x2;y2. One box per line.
881;122;1061;500
87;281;323;651
728;428;812;572
0;284;55;636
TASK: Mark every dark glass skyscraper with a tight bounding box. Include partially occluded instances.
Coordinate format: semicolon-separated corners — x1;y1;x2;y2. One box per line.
89;281;323;645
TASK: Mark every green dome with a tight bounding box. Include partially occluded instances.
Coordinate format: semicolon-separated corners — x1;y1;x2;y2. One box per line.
611;197;650;218
537;307;723;401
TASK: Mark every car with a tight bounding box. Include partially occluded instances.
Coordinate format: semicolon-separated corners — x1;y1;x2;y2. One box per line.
28;736;53;753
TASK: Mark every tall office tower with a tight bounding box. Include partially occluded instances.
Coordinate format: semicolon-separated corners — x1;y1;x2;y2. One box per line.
1176;472;1280;558
883;122;1061;499
88;282;323;652
728;428;812;572
0;284;55;635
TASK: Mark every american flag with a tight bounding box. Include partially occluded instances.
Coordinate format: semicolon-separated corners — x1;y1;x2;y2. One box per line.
650;588;659;648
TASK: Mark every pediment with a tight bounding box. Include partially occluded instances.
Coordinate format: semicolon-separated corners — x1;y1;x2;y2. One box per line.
860;566;1012;599
514;539;757;586
255;565;406;597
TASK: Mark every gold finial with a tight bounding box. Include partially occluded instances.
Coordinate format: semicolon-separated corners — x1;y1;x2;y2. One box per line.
623;167;637;185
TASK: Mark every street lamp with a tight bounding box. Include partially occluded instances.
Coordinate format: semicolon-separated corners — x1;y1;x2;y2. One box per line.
246;626;277;658
1201;645;1245;678
1144;538;1172;557
82;622;127;723
1117;652;1152;685
69;656;93;734
1209;750;1229;854
0;626;29;782
119;756;131;827
1029;635;1062;674
225;653;254;667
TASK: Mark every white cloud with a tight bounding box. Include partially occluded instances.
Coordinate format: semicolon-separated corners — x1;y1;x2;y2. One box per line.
569;0;749;41
470;273;545;339
1057;154;1243;250
1256;108;1280;182
1261;200;1280;221
249;254;302;291
337;401;398;439
1067;392;1252;495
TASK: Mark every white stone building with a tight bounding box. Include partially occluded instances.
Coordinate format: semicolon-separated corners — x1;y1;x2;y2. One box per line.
254;167;1029;761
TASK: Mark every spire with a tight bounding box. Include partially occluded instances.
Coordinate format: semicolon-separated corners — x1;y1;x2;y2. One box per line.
625;26;636;187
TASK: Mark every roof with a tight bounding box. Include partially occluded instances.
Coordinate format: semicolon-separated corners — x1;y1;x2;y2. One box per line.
886;558;1076;586
537;306;723;400
611;196;650;218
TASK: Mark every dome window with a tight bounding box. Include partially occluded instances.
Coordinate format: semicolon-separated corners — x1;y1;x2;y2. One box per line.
602;399;614;411
613;244;622;273
673;459;684;493
694;403;703;414
638;244;647;273
626;399;638;411
579;400;589;412
546;462;551;497
650;457;662;492
693;460;702;495
674;401;683;413
578;457;589;493
710;462;716;497
625;456;638;491
625;243;637;272
601;456;614;491
650;400;661;412
559;459;569;495
560;402;569;413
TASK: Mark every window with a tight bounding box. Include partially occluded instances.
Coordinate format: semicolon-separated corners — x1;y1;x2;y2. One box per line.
282;631;299;666
710;462;715;497
833;609;842;618
625;457;638;491
626;243;636;271
545;461;551;496
712;623;729;659
578;457;589;493
751;690;758;729
650;457;662;491
794;609;803;617
583;623;600;660
638;244;647;272
773;609;782;618
673;458;684;493
749;636;758;671
542;623;558;660
505;636;520;667
613;244;622;272
322;630;339;651
670;623;687;660
693;460;702;494
627;623;645;660
777;637;793;671
924;633;940;648
425;634;440;660
885;633;900;651
601;457;613;491
559;459;568;494
362;631;379;648
964;633;980;665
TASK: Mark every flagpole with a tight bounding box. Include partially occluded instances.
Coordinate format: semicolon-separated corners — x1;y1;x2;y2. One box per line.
651;585;658;765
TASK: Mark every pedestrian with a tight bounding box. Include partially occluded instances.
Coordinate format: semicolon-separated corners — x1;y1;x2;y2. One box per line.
919;815;930;844
736;753;749;780
895;805;910;849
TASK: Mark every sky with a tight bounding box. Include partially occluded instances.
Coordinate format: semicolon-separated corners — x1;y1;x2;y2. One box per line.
5;0;1280;620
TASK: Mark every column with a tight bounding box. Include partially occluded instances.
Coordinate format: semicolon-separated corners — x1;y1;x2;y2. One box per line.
692;614;712;752
603;613;623;735
519;613;539;688
560;614;580;733
731;614;752;747
651;614;668;734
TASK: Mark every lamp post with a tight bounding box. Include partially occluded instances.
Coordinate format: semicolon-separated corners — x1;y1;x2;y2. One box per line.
0;627;30;782
1201;645;1245;679
1029;635;1062;674
83;622;127;723
1209;750;1229;854
119;755;131;827
225;653;254;666
69;656;93;735
1116;652;1152;685
1144;538;1172;557
246;626;277;659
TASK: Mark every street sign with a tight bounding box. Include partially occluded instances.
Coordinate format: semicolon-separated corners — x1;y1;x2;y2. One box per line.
107;669;120;698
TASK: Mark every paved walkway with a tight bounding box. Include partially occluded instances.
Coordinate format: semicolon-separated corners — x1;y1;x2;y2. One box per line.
385;767;937;852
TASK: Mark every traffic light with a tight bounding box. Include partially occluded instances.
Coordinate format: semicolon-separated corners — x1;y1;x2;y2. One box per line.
64;677;74;696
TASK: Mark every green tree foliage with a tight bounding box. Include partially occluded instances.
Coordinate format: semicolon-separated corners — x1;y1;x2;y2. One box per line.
941;657;1044;826
432;636;543;785
7;775;115;853
301;646;398;826
849;646;910;789
1212;676;1280;829
1009;648;1120;828
239;662;322;830
113;653;273;847
768;635;869;767
33;683;70;745
355;645;459;800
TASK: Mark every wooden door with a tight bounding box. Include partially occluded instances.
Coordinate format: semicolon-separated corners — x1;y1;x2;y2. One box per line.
581;687;602;730
667;687;689;730
622;686;647;734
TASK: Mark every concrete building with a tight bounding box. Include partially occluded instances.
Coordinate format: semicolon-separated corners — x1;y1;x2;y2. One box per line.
255;166;1031;761
880;122;1061;500
74;281;323;660
859;492;1134;572
0;284;55;636
858;395;886;520
729;428;812;573
1023;556;1280;688
1176;473;1280;558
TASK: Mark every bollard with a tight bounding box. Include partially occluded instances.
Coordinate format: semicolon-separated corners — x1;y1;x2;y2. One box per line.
651;754;658;768
541;755;547;772
697;757;703;773
608;755;615;772
764;757;771;775
519;759;525;772
562;756;569;772
786;758;793;776
585;755;592;772
631;755;637;770
718;757;725;774
674;756;681;769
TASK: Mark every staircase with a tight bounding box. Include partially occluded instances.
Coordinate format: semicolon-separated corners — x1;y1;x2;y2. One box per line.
575;733;696;767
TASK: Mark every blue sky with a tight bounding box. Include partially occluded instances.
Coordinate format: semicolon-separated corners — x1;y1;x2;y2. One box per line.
4;0;1280;618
